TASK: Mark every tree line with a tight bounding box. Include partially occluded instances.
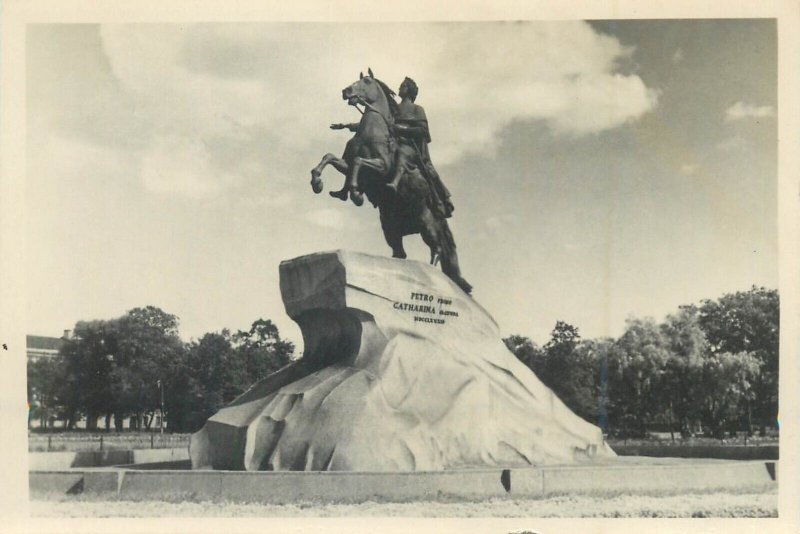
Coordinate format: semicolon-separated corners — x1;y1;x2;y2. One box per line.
504;286;778;438
27;306;294;433
29;286;777;438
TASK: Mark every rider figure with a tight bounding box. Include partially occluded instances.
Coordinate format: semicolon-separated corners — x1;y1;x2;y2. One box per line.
387;77;454;218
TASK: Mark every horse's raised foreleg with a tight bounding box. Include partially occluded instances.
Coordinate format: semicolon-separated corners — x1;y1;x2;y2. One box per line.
311;153;348;194
349;155;390;206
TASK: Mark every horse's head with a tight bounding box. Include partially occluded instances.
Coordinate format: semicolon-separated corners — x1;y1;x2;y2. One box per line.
342;69;384;107
342;68;398;117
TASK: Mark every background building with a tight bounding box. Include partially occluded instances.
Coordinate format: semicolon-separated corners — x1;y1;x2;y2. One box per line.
26;332;68;362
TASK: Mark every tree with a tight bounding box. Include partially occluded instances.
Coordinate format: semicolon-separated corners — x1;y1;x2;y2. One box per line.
158;344;198;433
698;287;779;434
697;351;760;438
543;323;592;420
173;320;296;433
184;331;240;429
607;318;670;437
113;307;186;430
536;322;600;424
232;319;295;382
124;305;180;336
660;305;707;437
27;354;67;428
503;335;545;374
575;337;615;432
56;307;187;431
505;325;600;426
59;319;121;429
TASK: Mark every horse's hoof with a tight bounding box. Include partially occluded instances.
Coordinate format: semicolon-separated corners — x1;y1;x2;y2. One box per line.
330;190;348;201
350;191;364;207
458;278;473;295
310;174;323;194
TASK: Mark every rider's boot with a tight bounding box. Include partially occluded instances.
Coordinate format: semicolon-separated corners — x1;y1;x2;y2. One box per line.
329;188;349;201
386;174;401;194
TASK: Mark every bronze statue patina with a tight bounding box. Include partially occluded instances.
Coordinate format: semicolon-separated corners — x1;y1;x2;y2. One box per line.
310;69;472;294
387;77;454;220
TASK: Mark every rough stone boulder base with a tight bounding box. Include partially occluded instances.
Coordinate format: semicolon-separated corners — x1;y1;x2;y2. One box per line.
190;250;615;471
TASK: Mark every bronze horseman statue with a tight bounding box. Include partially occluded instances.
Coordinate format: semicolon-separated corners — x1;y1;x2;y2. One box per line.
310;69;472;294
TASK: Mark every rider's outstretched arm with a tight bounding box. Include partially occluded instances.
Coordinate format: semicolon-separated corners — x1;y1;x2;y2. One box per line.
330;122;360;131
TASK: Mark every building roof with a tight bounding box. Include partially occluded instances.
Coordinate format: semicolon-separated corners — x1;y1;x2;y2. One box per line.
26;335;64;352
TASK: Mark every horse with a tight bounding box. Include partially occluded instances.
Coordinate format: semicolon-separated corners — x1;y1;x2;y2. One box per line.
310;69;472;295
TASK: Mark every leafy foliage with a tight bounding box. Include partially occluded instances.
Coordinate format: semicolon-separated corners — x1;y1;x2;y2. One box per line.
27;353;68;427
698;351;760;438
541;322;599;424
503;335;543;373
30;286;777;438
504;287;779;438
232;319;295;381
698;287;778;434
28;308;295;433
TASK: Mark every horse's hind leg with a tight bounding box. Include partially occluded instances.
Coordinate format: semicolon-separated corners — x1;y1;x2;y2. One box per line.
418;210;443;266
388;233;407;259
437;221;472;294
311;153;348;194
381;213;407;259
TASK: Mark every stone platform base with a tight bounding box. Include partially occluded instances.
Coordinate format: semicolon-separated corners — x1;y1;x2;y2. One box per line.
30;459;778;503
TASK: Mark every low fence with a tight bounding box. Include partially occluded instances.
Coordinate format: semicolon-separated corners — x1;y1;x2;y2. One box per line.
28;447;190;470
28;433;190;452
611;443;778;460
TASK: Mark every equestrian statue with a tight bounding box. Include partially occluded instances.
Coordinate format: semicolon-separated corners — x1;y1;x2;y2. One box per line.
310;68;472;294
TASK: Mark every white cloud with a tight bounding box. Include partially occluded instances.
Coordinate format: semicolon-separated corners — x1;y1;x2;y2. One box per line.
485;214;521;230
725;101;775;122
671;48;684;64
305;208;345;229
82;23;658;200
679;163;698;176
716;135;748;152
140;135;241;198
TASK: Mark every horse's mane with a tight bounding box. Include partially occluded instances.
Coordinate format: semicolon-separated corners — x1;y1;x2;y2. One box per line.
373;78;399;118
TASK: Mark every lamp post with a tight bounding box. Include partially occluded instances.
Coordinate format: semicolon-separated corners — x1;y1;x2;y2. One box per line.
157;379;164;435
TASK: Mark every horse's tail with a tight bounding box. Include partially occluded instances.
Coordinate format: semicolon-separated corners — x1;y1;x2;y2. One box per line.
439;220;472;295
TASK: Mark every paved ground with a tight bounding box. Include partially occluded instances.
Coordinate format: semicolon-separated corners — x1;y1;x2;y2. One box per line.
30;486;777;518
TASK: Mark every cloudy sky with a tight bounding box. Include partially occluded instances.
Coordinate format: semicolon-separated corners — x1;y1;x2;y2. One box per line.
26;20;777;347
